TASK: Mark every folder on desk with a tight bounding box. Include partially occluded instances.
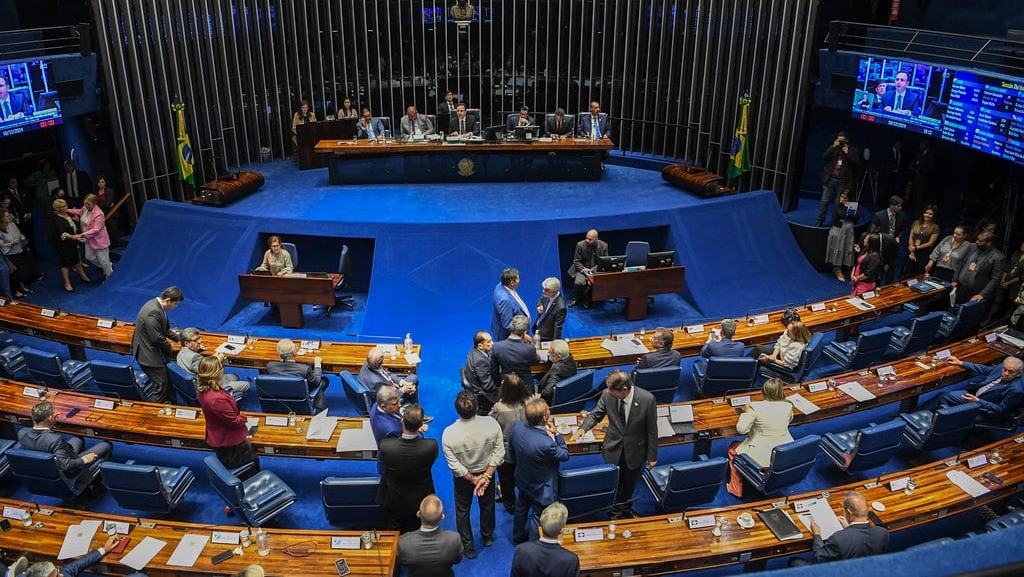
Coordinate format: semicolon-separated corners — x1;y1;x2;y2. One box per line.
757;508;802;541
336;421;377;453
306;409;339;441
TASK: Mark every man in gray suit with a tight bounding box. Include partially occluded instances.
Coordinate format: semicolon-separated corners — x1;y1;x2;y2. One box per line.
130;286;184;403
396;494;463;577
575;370;658;519
567;229;608;308
400;105;435;137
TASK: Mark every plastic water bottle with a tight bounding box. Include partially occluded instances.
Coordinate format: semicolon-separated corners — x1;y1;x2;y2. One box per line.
404;333;413;354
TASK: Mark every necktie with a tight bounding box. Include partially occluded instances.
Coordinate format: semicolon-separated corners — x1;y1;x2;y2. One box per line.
1;101;9;119
618;399;626;426
976;377;1003;397
556;119;561;132
895;94;903;111
460;118;465;134
366;122;375;139
888;212;895;235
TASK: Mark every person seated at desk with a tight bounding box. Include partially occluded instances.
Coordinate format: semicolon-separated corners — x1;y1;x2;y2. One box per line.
538;339;575;404
701;318;745;357
401;105;435;137
790;490;889;565
749;320;811;371
265;338;329;412
566;229;608;309
881;71;922;116
0;76;33;121
177;327;250;396
290;99;316;152
359;346;419;405
726;378;792;497
19;535;123;577
18;401;112;480
448;103;479;137
635;327;681;369
507;105;535;132
927;355;1024;424
253;235;292;276
545;108;575;138
337;96;358;120
356;108;385;140
578;100;611;140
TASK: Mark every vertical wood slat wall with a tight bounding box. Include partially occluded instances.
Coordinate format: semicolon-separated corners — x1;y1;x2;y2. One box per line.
92;0;817;213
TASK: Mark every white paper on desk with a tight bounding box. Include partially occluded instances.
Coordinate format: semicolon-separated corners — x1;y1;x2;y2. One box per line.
657;406;669;417
284;272;306;278
576;429;596;442
121;536;167;571
657;416;676;438
553;416;578;427
380;344;398;355
58;519;102;559
306;409;339;441
600;338;649;357
838;381;876;402
167;534;209;567
786;393;821;415
537;350;550;363
337;420;378;452
670;404;695;423
946;470;990;497
845;297;876;311
246;417;259;430
404;352;421;364
796;499;844;540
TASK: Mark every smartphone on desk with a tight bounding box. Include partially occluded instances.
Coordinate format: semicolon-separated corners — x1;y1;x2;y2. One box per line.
335;558;351;576
247;424;259;437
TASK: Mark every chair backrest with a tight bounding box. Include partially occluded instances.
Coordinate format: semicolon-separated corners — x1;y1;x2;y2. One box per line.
166;362;200;406
944;300;986;341
280;242;298;270
662;457;728;510
901;312;944;354
0;344;26;378
99;461;186;512
849;327;896;368
21;347;69;388
338;244;351;286
846;420;905;472
557;463;619;520
467;108;481;123
624;241;650;267
763;434;820;493
920;402;979;451
340;370;374;416
321;476;386;526
796;332;826;379
89;360;146;401
376;116;391;132
6;447;83;498
697;357;757;397
634;365;682;403
550;369;595;413
255;374;314;415
203;455;246;511
425;114;437;131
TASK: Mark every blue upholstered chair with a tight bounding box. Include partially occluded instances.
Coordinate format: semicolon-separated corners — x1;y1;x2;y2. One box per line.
320;476;386;527
21;347;91;390
6;446;103;500
340;370;374;417
549;369;596;414
89;360;153;401
887;312;944;356
819;420;905;474
692;357;757;398
166;362;200;406
938;300;985;342
99;461;196;513
0;344;26;378
634;365;681;403
733;435;821;495
280;242;298;270
758;333;825;384
0;439;15;479
557;463;619;521
624;241;650;268
642;455;727;512
254;374;314;415
203;455;297;527
899;403;980;452
822;327;895;371
985;510;1024;532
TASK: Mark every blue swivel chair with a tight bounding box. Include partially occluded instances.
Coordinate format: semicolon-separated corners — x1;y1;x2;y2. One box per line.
938;300;985;342
0;344;26;378
819;420;905;474
327;244;355;314
99;461;196;513
21;347;92;390
321;476;386;527
634;365;681;403
758;333;825;384
985;510;1024;532
642;455;727;512
6;446;103;500
624;241;650;268
822;327;896;371
557;463;619;521
0;439;15;479
340;370;374;417
733;435;821;495
692;357;758;398
166;362;200;406
89;360;153;401
280;242;298;270
888;312;944;356
900;403;980;452
549;369;596;414
203;455;297;527
254;374;314;415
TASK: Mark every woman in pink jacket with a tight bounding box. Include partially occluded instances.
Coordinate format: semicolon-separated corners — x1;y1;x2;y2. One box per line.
67;193;113;279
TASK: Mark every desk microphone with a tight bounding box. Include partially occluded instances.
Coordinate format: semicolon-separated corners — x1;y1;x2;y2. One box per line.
346;333;402;340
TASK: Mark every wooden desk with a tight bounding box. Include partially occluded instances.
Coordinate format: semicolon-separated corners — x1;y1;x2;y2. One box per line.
315;137;613;184
0;381;378;460
237;273;342;329
589;266;686;321
0;300;419;374
296;117;357;169
0;498;397;576
564;435;1024;575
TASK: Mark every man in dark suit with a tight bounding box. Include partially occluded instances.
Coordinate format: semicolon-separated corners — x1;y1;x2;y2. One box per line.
576;370;658;519
792;490;888;565
396;494;463;577
506;105;536;131
356;107;385;140
533;277;566;342
62;160;92;208
636;327;682;370
436;89;457;117
816;131;862;226
21;534;121;577
448;102;479;137
265;338;329;412
492;267;531;342
577;100;611;140
377;404;437;533
701;319;746;357
952;231;1006;309
881;71;922;116
544;108;575;138
869;195;906;284
0;76;33;121
491;315;540;393
462;330;498;415
359;346;418;404
18;402;112;488
567;229;609;308
538;340;576;403
4;175;33;231
130;286;183;404
510;501;580;577
508;398;569;544
930;355;1024;424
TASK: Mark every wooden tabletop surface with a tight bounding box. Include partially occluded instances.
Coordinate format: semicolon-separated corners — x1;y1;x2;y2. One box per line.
314;137;614;155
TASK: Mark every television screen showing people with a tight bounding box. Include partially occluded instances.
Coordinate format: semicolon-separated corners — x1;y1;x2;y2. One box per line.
1;59;63;138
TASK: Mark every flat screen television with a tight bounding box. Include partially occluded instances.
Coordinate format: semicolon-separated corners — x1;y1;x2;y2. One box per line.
646;250;675;269
1;59;63;138
513;125;541;141
481;125;505;142
596;254;626;273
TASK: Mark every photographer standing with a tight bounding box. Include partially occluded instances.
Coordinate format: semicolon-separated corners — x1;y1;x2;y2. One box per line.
816;132;862;227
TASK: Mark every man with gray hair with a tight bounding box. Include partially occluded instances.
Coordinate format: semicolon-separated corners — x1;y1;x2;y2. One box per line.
176;327;249;396
533;277;566;342
701;318;746;358
24;535;120;577
490;315;540;393
929;355;1024;424
359;346;419;404
538;339;576;403
265;338;328;412
510;502;580;577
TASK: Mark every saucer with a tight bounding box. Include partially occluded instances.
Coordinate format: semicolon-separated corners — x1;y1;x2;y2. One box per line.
871;501;886;512
736;514;755;529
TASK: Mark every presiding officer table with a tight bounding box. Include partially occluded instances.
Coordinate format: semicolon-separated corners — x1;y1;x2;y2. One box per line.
314;137;614;183
589;265;686;321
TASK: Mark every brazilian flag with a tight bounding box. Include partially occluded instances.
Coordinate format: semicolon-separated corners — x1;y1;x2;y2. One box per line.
727;93;752;179
171;101;195;186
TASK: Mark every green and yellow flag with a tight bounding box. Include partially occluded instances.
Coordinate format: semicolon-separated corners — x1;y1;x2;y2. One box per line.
727;93;752;179
171;101;195;186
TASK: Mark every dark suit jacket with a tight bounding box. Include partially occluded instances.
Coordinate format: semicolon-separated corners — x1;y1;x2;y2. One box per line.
820;143;862;184
962;361;1024;418
397;528;463;577
533;294;566;341
511;539;580;577
508;422;569;505
636;348;681;370
544;116;575;137
17;427;88;475
0;92;33;119
881;89;922;115
568;239;609;277
870;209;907;238
577;113;611;139
700;338;746;358
581;386;658;469
447;114;479;135
812;522;889;563
130;298;173;367
463;347;497;402
58;548;105;577
376;436;438;516
507;114;536;131
491;337;540;392
265;359;322;392
538;355;577;401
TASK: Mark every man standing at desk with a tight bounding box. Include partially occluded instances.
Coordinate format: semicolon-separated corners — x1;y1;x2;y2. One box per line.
401;105;435;137
449;103;479;137
131;286;184;404
533;277;566;342
356;108;385;140
492;267;531;342
508;398;569;544
567;229;608;309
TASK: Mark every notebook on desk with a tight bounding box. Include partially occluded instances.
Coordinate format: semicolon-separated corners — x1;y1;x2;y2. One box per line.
758;508;802;541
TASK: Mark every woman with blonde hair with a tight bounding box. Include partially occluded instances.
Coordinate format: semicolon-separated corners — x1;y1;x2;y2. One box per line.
49;198;90;292
727;378;794;497
197;356;260;477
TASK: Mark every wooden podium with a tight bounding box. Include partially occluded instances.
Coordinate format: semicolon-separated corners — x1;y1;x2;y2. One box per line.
238;273;341;328
590;266;686;321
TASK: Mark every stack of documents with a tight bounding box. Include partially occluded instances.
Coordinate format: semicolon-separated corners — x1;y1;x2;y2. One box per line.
600;337;649;357
336;420;378;453
306;409;339;441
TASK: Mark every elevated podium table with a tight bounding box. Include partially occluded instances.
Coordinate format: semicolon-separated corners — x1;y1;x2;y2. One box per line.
237;272;341;329
590;265;686;321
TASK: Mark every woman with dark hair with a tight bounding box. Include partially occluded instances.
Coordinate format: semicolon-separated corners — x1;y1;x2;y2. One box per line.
337;97;358;120
825;188;858;282
488;372;539;514
903;205;940;278
254;235;293;276
197;356;260;478
290;100;317;152
925;225;972;283
727;378;793;497
851;232;883;296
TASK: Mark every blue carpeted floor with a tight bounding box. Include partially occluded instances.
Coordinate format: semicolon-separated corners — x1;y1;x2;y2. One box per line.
0;160;998;576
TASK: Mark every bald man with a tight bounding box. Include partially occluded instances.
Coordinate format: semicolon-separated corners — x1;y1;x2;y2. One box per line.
793;490;888;565
566;229;608;308
396;494;463;576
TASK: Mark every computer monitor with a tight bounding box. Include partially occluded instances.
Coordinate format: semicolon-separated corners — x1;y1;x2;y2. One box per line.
645;250;675;269
482;125;505;142
596;254;626;272
513;125;540;141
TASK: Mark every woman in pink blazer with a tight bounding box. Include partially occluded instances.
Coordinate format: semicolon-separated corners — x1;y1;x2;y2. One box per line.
67;193;113;278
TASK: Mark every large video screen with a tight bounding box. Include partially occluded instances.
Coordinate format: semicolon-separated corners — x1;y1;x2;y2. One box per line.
0;59;63;138
852;57;1024;166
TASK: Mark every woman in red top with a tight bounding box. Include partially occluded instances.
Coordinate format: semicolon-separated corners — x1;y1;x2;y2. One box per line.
198;356;260;477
